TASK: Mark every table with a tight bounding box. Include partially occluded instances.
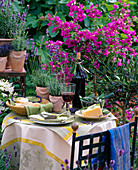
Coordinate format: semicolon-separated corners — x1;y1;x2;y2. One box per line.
0;68;26;96
1;112;117;170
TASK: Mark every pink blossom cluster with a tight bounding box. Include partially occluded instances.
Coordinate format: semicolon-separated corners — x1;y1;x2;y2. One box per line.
46;0;137;69
42;40;74;83
125;108;133;121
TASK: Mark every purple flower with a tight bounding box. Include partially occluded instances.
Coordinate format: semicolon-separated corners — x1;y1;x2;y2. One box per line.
15;151;17;157
110;160;115;166
35;47;38;55
5;163;8;167
61;164;64;170
118;149;125;156
8;153;11;159
64;159;69;164
4;149;7;152
76;160;80;167
27;4;29;9
1;9;4;12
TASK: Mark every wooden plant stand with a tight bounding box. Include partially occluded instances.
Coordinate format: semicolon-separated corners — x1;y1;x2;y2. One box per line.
0;68;26;96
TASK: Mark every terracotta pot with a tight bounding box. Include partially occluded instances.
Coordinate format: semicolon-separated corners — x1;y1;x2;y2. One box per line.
0;39;13;46
49;95;64;112
0;57;7;72
6;55;11;69
10;50;26;72
36;86;49;100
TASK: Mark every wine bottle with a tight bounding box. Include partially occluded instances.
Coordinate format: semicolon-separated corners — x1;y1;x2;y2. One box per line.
72;52;86;109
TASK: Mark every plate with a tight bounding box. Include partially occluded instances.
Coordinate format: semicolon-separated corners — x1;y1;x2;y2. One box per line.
34;119;74;126
75;110;111;120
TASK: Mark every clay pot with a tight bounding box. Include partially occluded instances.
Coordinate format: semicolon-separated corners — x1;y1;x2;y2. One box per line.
49;95;64;112
6;55;11;69
10;50;26;72
36;86;49;100
0;39;13;46
0;57;7;72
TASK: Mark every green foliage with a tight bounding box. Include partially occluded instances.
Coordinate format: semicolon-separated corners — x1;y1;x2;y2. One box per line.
29;70;50;87
48;75;61;96
0;0;20;38
12;35;26;51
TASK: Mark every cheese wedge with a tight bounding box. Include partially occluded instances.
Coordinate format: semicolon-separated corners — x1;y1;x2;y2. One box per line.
83;106;103;117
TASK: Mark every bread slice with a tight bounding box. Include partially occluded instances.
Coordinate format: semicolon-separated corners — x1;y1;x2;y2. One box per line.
16;97;29;104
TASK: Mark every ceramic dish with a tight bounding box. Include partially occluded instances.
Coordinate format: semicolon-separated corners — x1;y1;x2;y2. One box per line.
34;119;74;126
75;110;111;120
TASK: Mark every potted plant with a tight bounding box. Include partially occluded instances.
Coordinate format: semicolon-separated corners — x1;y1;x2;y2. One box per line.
0;0;23;45
0;44;14;71
29;69;50;100
48;75;63;112
10;15;27;72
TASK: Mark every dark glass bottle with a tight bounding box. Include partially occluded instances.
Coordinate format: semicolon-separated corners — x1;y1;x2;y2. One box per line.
72;53;86;109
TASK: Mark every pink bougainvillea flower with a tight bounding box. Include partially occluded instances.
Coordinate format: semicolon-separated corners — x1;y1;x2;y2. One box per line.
113;5;118;9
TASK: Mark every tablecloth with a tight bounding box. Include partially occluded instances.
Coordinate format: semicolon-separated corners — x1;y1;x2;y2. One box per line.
1;112;117;170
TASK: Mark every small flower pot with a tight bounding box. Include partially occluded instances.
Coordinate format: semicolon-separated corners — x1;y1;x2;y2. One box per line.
36;86;49;100
49;95;64;112
0;57;7;72
10;50;26;72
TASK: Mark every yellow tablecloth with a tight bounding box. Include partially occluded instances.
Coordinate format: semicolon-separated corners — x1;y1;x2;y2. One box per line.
1;112;117;170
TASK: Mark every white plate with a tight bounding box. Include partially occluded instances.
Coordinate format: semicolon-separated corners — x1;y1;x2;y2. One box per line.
75;110;111;120
34;119;74;126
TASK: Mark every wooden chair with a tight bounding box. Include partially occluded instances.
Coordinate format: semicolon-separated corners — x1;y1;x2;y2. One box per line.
70;108;138;170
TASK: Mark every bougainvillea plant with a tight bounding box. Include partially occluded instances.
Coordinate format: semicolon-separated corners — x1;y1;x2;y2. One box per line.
42;39;74;83
41;0;138;123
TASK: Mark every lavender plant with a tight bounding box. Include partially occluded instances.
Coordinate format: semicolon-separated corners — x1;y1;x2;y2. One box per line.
0;146;20;170
0;44;14;57
48;74;61;96
0;0;23;38
11;9;28;51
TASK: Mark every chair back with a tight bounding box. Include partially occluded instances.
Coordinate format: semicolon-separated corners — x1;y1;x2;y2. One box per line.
70;108;138;170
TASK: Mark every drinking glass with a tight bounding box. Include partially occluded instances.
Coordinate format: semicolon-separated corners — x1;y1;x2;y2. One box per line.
60;83;76;114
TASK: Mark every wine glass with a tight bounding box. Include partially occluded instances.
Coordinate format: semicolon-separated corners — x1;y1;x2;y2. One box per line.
60;83;76;114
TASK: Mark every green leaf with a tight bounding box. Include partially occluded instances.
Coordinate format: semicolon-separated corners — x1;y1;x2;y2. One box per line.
105;4;114;11
37;48;50;64
59;5;69;14
41;4;53;8
103;93;114;99
46;0;56;5
48;25;59;38
41;20;48;26
32;20;39;28
59;0;68;4
120;33;127;39
27;15;37;22
84;17;91;28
